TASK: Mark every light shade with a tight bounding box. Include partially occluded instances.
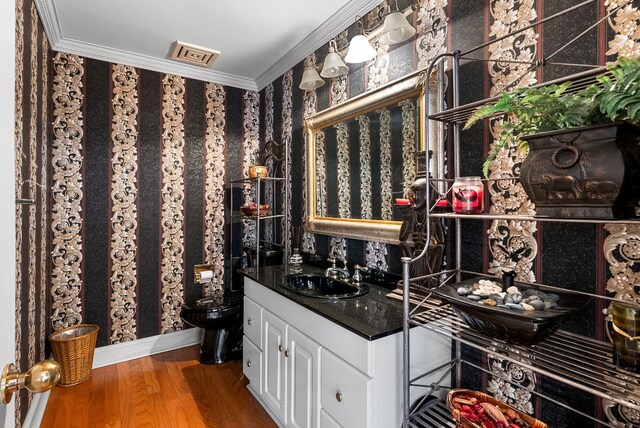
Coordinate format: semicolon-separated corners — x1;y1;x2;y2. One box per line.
320;47;348;78
344;35;377;64
379;11;416;45
299;65;324;90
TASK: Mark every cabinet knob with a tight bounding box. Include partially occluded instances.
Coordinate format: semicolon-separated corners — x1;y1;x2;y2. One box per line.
246;360;252;368
284;350;290;357
278;344;284;352
335;391;343;403
247;318;253;325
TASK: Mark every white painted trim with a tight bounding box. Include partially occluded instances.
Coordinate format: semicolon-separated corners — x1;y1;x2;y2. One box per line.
92;328;202;369
0;0;16;425
53;39;259;90
22;390;50;428
34;0;384;90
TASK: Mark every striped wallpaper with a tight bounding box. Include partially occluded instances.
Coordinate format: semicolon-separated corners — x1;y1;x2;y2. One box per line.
10;0;640;427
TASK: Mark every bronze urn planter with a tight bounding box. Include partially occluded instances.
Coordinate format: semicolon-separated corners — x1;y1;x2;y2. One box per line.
519;122;640;219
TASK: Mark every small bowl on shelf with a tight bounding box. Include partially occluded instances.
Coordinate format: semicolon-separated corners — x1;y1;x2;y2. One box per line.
432;276;592;345
249;165;268;178
240;203;270;217
446;389;547;428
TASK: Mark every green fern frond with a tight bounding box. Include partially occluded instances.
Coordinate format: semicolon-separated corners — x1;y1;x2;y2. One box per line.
464;92;515;130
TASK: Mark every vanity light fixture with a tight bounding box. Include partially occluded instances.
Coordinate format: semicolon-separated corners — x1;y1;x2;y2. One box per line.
321;39;349;78
300;63;325;90
379;0;416;45
345;21;377;64
299;6;417;90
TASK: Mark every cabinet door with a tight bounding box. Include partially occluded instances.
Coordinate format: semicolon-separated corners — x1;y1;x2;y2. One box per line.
263;309;287;423
287;325;321;428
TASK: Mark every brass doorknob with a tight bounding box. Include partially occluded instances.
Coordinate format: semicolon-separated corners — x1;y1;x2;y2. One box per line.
1;360;61;405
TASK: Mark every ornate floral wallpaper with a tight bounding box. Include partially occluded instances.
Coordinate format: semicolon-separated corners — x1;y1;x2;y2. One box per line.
10;0;640;427
14;0;50;425
47;57;257;347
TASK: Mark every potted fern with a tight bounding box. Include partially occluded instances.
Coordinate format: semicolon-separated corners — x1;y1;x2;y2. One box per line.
465;57;640;219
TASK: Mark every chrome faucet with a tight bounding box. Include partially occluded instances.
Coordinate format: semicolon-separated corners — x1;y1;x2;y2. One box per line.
325;258;350;280
352;265;369;284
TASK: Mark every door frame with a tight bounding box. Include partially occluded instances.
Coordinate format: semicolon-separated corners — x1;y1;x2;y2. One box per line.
0;0;17;426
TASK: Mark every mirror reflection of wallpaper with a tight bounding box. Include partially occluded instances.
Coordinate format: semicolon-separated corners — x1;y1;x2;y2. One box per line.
358;115;372;220
318;102;418;222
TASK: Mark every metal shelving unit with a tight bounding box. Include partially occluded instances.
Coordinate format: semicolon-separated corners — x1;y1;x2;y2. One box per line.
228;140;289;280
401;1;640;427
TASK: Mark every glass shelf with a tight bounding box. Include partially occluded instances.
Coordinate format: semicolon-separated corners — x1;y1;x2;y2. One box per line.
229;176;285;184
232;213;284;221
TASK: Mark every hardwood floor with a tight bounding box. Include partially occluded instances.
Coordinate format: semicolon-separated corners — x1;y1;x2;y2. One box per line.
41;345;277;428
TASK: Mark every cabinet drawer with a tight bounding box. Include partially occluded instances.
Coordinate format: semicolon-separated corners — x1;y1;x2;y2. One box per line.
320;349;371;428
243;336;262;393
244;296;262;347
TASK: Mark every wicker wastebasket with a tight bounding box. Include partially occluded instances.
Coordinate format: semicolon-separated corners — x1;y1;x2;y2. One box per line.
49;324;99;387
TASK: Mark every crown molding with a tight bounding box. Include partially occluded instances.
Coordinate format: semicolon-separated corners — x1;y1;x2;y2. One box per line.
35;0;384;91
255;0;384;90
54;38;259;90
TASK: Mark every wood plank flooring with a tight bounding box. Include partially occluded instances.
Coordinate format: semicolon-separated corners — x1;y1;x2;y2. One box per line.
41;345;277;428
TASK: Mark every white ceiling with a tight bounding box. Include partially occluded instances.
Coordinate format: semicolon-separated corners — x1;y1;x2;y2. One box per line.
35;0;383;90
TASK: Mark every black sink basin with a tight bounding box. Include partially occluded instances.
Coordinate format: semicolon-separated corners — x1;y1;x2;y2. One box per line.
282;274;369;299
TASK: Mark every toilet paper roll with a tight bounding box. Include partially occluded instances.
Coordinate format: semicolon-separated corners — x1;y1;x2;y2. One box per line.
198;270;214;283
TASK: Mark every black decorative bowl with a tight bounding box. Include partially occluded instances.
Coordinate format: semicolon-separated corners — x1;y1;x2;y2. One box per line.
432;277;592;345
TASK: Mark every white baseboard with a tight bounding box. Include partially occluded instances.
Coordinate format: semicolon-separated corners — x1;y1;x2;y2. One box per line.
22;390;50;428
92;328;203;369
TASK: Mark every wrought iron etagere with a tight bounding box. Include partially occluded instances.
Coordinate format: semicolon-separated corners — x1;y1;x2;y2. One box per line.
401;1;640;427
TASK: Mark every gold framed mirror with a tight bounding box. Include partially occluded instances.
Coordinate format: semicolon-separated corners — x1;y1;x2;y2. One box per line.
304;68;444;244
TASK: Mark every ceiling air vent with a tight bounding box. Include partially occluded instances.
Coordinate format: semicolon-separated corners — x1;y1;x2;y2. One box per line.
170;41;220;67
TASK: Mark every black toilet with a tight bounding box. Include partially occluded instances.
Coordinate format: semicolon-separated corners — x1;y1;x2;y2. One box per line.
180;291;243;364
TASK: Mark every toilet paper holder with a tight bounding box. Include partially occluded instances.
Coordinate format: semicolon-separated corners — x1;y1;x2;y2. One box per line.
194;264;214;284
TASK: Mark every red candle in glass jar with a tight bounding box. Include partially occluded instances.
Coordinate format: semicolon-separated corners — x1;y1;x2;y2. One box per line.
452;176;484;214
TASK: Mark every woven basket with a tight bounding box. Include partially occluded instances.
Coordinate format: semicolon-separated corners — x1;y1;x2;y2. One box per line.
446;389;547;428
49;324;99;387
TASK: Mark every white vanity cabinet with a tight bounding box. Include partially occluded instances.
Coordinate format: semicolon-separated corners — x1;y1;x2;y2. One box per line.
243;277;450;428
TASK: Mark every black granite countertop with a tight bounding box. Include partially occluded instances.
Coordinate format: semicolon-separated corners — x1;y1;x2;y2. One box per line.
241;264;405;341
